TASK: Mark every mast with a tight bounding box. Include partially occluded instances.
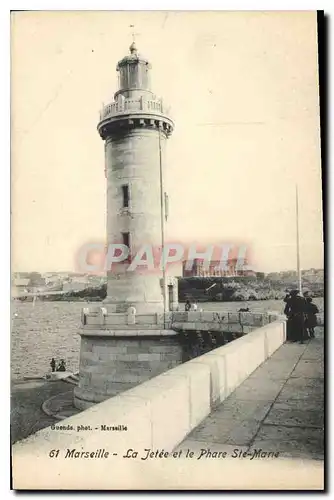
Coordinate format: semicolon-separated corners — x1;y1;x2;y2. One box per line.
296;185;302;293
159;126;167;322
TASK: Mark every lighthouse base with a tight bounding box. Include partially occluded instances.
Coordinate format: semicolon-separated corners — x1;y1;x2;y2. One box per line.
73;330;183;410
101;299;165;314
74;306;282;410
103;276;179;314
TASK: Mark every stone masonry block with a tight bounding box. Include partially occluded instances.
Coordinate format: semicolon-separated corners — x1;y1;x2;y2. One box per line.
200;312;213;322
211;311;227;323
262;314;269;325
188;312;201;322
81;393;152;451
265;322;285;356
126;345;153;354
90;373;109;391
155;314;165;325
136;314;157;325
115;372;150;384
141;337;178;346
96;351;130;362
127;307;136;325
239;312;254;325
124;375;190;450
227;324;243;333
242;326;254;334
80;338;93;352
112;339;140;347
228;313;240;324
239;332;266;369
93;345;127;354
221;348;249;396
104;381;138;394
173;312;188;322
112;353;142;361
218;313;229;323
148;345;182;354
160;362;211;430
86;364;116;375
137;353;161;361
78;372;91;388
148;360;172;372
81;351;99;362
79;359;100;372
253;314;265;327
183;322;196;330
114;360;151;370
96;307;107;325
269;314;279;323
84;316;101;326
188;352;226;406
105;315;127;326
159;352;183;361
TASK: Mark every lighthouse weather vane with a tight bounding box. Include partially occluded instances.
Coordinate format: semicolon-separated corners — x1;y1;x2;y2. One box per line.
129;24;140;45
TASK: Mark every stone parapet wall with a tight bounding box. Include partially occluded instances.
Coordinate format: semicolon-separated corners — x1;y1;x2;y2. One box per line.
172;311;280;333
81;306;281;332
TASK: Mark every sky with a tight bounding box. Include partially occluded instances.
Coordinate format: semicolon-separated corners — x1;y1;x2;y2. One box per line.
11;11;324;273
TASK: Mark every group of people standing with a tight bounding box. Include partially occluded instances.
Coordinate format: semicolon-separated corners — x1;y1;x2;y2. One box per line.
284;290;319;343
185;299;198;311
50;358;66;373
183;292;318;344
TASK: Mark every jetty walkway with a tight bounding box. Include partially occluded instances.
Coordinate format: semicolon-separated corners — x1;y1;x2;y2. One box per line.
177;327;324;461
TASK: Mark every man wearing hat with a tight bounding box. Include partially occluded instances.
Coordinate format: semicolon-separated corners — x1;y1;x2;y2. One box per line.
284;290;308;343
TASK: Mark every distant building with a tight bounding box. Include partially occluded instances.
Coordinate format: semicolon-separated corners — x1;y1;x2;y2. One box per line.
69;275;89;284
87;275;107;286
11;278;30;297
62;281;90;292
45;275;62;285
12;272;31;280
13;278;30;287
28;273;46;287
50;272;71;280
182;258;256;278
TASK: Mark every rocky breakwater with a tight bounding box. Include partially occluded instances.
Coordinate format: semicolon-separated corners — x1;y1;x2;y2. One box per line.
178;276;324;302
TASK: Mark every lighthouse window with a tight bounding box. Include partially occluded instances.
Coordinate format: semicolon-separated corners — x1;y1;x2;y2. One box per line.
122;233;131;262
122;232;130;248
122;232;131;262
122;184;129;208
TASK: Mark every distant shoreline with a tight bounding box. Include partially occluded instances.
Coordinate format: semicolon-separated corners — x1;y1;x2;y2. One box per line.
12;275;324;303
13;294;324;304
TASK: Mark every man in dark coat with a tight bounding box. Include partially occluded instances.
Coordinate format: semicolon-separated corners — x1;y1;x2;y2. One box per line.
284;290;307;343
50;358;56;373
305;297;319;338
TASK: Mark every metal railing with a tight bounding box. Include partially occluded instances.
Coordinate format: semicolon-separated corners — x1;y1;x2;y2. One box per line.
99;97;168;121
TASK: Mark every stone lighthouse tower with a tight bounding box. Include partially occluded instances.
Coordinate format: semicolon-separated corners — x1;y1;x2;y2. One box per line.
98;41;174;314
73;43;180;410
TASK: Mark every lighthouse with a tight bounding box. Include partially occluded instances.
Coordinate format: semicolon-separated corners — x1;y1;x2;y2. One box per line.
74;43;180;410
98;41;174;314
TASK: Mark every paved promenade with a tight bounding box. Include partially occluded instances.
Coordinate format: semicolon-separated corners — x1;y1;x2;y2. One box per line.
177;327;324;461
